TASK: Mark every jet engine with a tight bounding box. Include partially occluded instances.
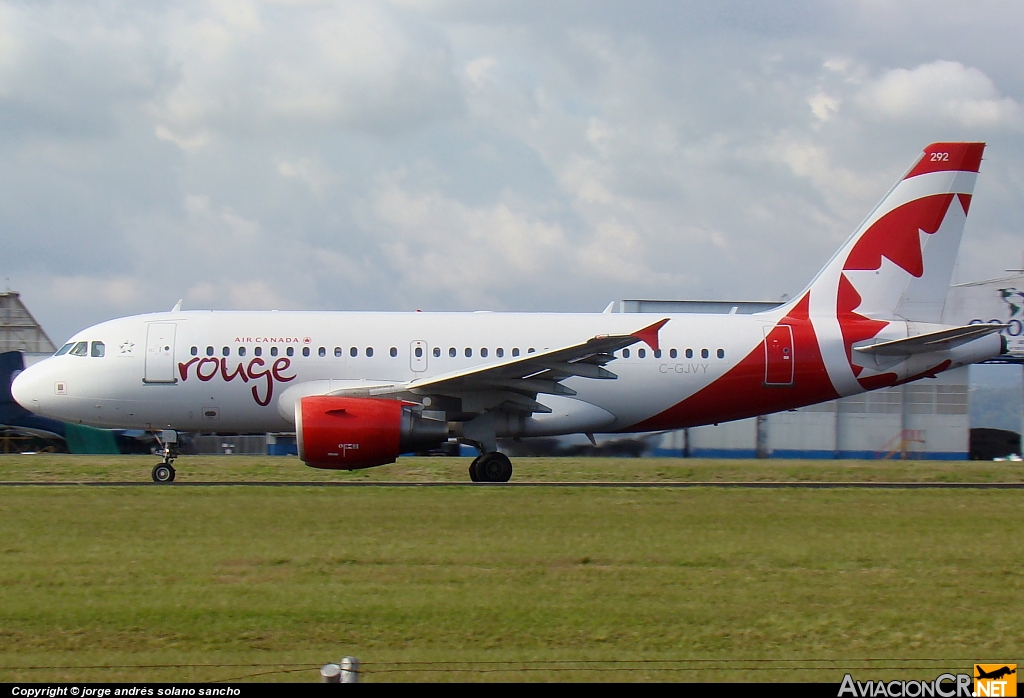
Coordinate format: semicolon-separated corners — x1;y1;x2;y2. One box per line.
296;395;449;469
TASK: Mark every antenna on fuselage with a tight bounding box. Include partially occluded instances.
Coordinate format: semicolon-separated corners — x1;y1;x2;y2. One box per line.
171;299;183;312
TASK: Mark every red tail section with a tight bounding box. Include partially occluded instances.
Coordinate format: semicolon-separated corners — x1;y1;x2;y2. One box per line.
629;294;838;431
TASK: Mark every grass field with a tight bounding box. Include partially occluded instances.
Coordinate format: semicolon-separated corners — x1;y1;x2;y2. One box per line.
0;456;1022;682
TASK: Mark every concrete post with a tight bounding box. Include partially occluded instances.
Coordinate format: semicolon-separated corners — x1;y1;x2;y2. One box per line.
755;414;769;459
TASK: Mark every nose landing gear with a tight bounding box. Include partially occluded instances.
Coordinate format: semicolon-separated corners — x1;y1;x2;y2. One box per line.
152;462;176;483
151;429;179;483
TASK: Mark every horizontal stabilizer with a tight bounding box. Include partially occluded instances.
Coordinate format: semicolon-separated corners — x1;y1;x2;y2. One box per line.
854;324;1006;356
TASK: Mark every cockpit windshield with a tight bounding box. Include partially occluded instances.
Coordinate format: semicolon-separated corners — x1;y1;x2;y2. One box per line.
57;340;105;357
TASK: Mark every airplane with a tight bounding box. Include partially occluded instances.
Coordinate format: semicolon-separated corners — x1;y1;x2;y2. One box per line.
11;142;1007;483
976;666;1016;681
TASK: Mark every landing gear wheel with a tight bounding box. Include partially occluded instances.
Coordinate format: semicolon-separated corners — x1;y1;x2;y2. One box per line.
474;452;513;483
152;463;176;483
469;455;482;482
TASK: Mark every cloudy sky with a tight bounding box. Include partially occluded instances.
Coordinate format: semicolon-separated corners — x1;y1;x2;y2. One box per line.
2;0;1023;343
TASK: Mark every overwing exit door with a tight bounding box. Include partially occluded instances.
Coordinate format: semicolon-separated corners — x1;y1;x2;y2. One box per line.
145;323;177;383
763;324;794;386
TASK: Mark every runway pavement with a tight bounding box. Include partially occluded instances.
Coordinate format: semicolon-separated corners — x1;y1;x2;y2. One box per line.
2;481;1024;488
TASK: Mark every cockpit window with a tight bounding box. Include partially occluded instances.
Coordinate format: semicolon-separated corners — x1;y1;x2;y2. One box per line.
55;343;74;356
91;341;105;358
69;342;88;357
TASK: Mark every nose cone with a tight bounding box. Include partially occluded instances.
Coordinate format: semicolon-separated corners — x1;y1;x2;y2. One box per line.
11;363;44;411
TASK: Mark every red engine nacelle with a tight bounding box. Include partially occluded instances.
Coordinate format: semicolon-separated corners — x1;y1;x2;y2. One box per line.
296;396;448;470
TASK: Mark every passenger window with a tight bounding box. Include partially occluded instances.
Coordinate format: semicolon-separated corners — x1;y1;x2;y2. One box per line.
334;347;342;357
512;348;520;357
302;347;310;357
190;346;198;357
222;347;230;357
206;346;214;356
350;347;357;358
654;349;661;358
701;348;709;359
286;347;294;357
481;348;488;358
638;348;646;358
390;347;398;357
239;347;246;357
255;347;263;357
717;349;725;359
55;343;74;356
91;341;105;358
319;347;326;357
366;347;374;358
670;349;677;359
528;348;535;354
271;347;279;357
465;348;472;358
622;348;630;358
70;342;88;357
433;347;441;358
496;348;504;358
685;349;693;359
449;347;456;358
415;347;423;358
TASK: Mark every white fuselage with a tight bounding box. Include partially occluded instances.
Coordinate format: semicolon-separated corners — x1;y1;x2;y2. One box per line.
10;307;1000;436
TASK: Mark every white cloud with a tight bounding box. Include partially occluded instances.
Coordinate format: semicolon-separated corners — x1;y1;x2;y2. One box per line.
809;93;840;122
276;156;336;194
47;276;144;308
464;56;495;86
150;0;463;146
858;60;1023;128
370;176;678;307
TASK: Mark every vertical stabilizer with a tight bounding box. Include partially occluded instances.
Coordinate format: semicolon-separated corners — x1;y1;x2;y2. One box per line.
806;143;984;323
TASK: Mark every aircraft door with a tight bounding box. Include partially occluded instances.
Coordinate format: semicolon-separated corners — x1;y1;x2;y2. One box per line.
145;323;177;383
763;324;794;386
410;340;428;372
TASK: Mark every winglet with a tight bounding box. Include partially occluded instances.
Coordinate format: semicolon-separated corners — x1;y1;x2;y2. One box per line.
171;299;183;312
632;318;669;352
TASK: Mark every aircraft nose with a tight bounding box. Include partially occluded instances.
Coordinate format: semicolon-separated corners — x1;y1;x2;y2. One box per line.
11;364;44;410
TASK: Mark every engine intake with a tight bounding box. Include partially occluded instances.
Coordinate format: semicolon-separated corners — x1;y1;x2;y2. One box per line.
296;396;449;469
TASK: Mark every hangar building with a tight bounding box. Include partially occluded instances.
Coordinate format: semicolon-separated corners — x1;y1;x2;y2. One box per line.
0;291;56;360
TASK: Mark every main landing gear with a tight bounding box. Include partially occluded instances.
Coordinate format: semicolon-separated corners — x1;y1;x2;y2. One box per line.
151;429;179;484
469;452;513;483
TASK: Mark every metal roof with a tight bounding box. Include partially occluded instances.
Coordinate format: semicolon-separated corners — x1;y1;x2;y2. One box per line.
0;292;56;354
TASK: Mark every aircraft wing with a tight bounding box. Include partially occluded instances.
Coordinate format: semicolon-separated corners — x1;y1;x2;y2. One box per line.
854;324;1007;356
327;319;669;414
